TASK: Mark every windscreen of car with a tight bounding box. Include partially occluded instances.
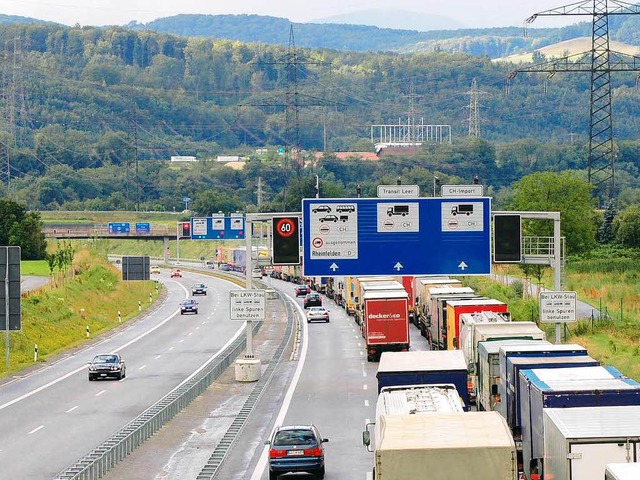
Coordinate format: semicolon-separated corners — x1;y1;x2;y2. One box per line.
93;355;117;364
273;429;317;446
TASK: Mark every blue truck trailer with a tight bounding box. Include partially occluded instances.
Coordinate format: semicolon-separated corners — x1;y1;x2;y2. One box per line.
376;350;470;409
519;366;640;480
497;343;588;424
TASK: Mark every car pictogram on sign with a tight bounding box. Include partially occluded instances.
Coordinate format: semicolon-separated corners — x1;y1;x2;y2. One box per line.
312;237;324;248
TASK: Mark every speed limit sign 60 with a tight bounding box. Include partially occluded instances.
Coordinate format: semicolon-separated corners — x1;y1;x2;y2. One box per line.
272;216;300;265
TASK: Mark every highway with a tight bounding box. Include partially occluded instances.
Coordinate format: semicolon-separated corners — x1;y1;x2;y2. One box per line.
99;276;430;480
0;269;244;480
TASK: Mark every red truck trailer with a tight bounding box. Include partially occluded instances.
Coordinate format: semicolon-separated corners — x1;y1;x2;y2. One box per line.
362;289;410;362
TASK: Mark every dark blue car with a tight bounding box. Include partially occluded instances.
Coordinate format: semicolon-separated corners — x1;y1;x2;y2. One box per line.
266;425;328;479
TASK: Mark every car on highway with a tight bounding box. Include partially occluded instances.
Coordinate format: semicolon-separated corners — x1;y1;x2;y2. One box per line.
265;424;328;480
252;267;264;278
306;306;330;323
191;283;207;295
304;293;322;308
219;263;231;271
150;265;161;274
180;299;199;315
295;285;310;297
170;268;182;278
88;353;126;381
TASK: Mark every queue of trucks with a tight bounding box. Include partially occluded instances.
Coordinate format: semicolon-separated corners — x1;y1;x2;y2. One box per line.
269;270;640;479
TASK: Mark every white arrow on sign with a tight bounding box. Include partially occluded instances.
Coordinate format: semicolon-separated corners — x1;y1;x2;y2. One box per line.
394;262;404;271
458;261;468;271
330;263;339;271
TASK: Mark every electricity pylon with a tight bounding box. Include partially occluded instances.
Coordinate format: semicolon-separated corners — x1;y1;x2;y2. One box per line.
508;0;640;200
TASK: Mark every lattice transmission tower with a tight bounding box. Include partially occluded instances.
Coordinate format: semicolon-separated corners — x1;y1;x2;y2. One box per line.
508;0;640;200
468;78;481;137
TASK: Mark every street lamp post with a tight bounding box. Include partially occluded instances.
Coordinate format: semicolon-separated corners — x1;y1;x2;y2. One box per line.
433;176;440;197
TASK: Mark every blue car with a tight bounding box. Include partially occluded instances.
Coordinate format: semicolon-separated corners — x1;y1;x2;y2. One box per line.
266;424;328;479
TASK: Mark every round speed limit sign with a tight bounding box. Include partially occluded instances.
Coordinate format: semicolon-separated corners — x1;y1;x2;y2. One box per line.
276;218;296;237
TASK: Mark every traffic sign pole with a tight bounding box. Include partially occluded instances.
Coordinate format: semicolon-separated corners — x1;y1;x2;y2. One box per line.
245;221;254;359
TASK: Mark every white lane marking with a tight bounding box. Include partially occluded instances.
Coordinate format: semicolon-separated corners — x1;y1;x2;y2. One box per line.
364;400;369;407
168;346;174;351
195;327;200;331
250;293;309;480
139;365;147;370
179;339;185;343
28;425;44;434
65;406;79;413
360;351;364;356
363;384;368;391
154;355;162;360
188;332;193;336
95;390;106;397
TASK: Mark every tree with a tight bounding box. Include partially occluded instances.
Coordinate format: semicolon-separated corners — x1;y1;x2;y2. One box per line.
597;200;618;244
0;198;47;260
613;206;640;248
510;171;597;255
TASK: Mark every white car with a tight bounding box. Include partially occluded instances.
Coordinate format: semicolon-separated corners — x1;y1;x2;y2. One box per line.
306;306;330;323
252;268;263;278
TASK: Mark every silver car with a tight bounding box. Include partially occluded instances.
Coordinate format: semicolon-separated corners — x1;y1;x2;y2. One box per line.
306;306;330;323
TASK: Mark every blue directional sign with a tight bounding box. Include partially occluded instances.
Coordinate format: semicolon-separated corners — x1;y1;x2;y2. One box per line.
108;222;130;234
190;216;245;240
135;222;150;234
302;197;491;276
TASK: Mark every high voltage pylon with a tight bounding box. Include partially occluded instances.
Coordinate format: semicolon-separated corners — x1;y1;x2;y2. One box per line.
468;78;481;138
507;0;640;201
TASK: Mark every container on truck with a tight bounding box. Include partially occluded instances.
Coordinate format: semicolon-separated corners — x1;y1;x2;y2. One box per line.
356;280;405;329
477;339;548;412
520;366;640;480
363;412;518;480
605;463;640;480
361;289;410;362
426;286;477;349
376;350;470;407
497;343;588;423
541;406;640;480
366;383;465;455
394;276;416;324
413;277;459;326
352;276;396;324
445;298;509;350
414;280;463;336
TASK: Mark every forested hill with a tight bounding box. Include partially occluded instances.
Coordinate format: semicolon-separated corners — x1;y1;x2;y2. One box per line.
3;12;640;58
126;13;639;58
1;21;640;212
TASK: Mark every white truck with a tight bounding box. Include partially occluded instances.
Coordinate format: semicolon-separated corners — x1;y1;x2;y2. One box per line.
542;406;640;480
365;383;465;456
364;412;518;480
605;463;640;480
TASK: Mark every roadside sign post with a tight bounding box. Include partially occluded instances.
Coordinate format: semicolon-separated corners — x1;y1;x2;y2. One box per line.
1;246;21;368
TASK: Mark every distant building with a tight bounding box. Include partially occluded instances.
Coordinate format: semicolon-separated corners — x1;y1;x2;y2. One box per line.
217;155;247;163
170;155;196;162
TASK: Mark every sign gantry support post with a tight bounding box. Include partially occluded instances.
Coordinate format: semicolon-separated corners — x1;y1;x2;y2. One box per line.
245;219;254;359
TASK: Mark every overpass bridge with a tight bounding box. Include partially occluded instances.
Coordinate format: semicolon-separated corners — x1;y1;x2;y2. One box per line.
43;224;177;240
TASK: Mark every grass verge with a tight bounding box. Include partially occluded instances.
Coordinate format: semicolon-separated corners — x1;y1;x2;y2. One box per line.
1;249;160;377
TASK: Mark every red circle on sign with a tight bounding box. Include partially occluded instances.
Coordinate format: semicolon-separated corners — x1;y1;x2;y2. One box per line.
276;218;296;237
312;237;324;248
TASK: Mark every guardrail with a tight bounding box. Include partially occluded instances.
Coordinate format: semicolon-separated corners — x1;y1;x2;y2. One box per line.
54;320;263;480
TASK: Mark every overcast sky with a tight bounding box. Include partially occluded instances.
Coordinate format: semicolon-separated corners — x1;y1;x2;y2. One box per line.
1;0;580;28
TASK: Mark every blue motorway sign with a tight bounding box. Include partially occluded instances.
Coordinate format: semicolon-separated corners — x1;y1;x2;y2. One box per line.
302;197;491;276
108;222;130;234
135;222;150;234
190;216;245;240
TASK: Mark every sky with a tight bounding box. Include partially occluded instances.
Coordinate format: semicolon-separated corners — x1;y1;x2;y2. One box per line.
1;0;581;29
